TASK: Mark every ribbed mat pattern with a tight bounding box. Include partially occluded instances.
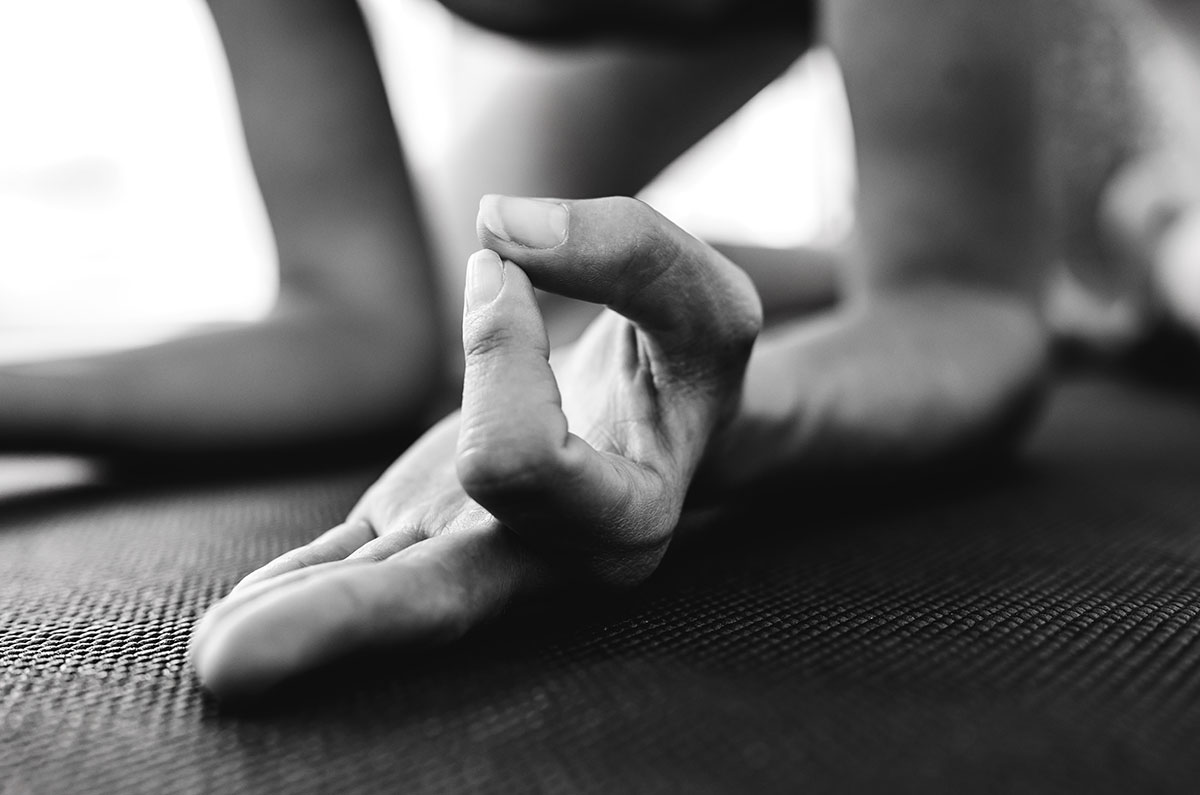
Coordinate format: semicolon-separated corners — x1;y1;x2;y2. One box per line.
4;377;1200;794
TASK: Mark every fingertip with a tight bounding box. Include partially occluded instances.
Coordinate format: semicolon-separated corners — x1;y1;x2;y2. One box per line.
226;551;307;594
476;193;501;240
228;564;284;595
188;608;217;679
190;556;461;701
478;194;569;250
463;250;539;314
191;530;559;701
460;256;544;356
229;518;376;594
190;611;286;704
190;606;289;702
188;559;375;693
465;249;505;311
189;577;353;701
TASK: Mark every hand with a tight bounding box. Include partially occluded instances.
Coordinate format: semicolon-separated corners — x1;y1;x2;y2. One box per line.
189;195;762;700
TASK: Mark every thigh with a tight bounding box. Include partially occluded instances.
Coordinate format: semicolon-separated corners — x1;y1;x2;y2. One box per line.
425;7;815;352
433;0;816;41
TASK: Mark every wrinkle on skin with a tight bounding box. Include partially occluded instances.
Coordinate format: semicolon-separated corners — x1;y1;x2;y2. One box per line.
191;196;760;700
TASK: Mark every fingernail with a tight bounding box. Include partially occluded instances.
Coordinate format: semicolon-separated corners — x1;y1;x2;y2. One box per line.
480;195;568;249
465;249;505;309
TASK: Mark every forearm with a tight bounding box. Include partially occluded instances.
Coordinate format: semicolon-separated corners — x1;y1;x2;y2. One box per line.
0;302;442;455
0;0;449;456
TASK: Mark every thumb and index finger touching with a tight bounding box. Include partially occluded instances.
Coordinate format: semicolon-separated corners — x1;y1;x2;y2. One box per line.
188;196;763;701
474;194;762;367
455;195;762;580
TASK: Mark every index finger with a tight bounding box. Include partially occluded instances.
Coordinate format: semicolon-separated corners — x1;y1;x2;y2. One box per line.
477;194;762;365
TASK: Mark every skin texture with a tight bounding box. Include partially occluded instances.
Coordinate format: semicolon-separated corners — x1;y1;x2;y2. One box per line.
5;0;1196;702
191;195;762;699
0;1;810;453
423;20;808;371
189;0;1057;701
0;0;443;454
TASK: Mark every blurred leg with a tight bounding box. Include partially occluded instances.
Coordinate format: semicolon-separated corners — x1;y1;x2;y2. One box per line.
424;16;810;368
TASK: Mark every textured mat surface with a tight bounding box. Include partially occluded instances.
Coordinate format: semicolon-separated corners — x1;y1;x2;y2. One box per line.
4;376;1200;794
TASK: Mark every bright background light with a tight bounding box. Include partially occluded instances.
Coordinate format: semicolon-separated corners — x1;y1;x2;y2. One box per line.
0;0;855;364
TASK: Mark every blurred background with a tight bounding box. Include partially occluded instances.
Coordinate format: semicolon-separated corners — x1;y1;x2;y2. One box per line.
0;0;856;365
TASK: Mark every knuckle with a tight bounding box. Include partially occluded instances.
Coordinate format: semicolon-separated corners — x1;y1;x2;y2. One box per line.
603;197;676;288
724;296;764;357
614;238;683;320
627;209;678;270
697;270;763;369
604;194;658;225
462;322;517;361
455;439;563;503
730;272;765;342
